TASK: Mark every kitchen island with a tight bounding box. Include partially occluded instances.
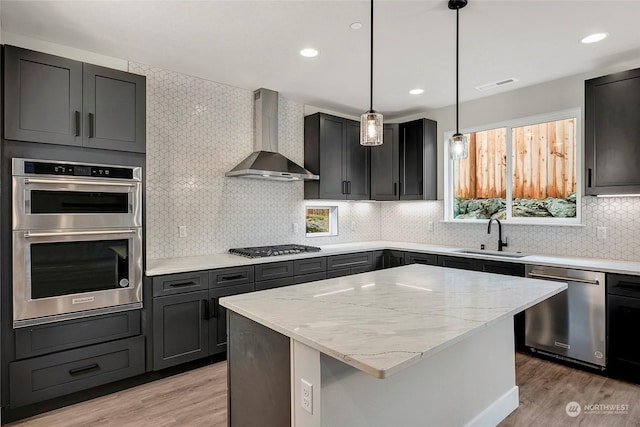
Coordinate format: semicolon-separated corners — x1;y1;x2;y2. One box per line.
220;264;566;427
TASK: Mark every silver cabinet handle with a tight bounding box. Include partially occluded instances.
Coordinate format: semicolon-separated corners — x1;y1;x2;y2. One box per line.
24;178;137;187
528;272;599;285
24;230;136;238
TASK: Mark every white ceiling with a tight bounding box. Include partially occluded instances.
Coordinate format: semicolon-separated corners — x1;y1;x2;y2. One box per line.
3;0;640;119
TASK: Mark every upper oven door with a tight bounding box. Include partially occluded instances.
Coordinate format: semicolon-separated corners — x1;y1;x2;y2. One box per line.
12;175;142;230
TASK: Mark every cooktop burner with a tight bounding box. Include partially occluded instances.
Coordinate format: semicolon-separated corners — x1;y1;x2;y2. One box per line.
228;244;321;258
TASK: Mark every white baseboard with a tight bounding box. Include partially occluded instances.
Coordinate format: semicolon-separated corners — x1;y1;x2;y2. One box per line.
465;386;519;427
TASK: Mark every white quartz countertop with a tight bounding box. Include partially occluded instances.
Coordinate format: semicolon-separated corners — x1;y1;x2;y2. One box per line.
146;240;640;276
220;264;567;379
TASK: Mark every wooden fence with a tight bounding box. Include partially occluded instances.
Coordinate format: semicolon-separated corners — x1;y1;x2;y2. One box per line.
454;118;577;199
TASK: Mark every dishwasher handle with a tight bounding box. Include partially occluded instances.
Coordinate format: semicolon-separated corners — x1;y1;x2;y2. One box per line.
528;272;600;285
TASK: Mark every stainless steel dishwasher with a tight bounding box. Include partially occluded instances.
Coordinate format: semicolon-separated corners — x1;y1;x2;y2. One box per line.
525;265;606;368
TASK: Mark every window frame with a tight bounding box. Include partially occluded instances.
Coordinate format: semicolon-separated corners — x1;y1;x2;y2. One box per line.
444;108;583;226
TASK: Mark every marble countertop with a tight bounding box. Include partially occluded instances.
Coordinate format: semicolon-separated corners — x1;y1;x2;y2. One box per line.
146;240;640;276
220;264;567;379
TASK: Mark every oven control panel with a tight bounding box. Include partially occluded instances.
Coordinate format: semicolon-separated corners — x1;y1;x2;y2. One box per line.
23;161;134;179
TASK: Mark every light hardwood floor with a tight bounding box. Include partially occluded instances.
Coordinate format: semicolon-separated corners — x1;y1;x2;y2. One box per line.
6;353;640;426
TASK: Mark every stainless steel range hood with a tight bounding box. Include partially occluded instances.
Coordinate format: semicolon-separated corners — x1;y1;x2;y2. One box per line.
225;88;319;181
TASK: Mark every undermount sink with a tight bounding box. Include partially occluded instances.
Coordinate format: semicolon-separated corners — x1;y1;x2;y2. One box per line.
454;249;528;259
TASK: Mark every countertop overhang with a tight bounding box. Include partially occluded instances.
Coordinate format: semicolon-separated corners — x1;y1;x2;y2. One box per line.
146;240;640;276
220;264;567;378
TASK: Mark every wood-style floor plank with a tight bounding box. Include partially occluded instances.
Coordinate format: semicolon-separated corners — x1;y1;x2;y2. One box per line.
6;353;640;426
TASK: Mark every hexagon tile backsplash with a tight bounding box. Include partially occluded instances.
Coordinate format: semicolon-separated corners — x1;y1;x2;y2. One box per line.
129;62;380;261
131;61;638;263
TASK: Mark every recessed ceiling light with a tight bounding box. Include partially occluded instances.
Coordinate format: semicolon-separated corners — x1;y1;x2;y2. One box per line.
409;89;424;95
300;48;319;58
581;32;608;44
350;22;363;30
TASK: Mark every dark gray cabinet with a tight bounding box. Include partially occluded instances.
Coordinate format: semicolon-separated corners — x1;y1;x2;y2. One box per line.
373;249;405;269
480;260;525;277
304;113;370;200
152;266;254;370
9;311;145;408
3;45;146;153
371;119;437;201
438;255;480;271
405;252;438;266
585;67;640;195
327;252;374;278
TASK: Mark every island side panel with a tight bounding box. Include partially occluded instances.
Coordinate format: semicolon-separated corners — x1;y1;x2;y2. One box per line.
227;311;291;427
319;316;519;427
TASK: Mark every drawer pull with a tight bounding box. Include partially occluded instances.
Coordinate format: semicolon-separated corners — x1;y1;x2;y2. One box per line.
69;363;100;375
220;274;244;281
211;297;219;319
169;281;196;288
202;299;210;320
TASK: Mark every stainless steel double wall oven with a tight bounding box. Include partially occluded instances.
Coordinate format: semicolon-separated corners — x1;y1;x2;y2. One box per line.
12;158;143;327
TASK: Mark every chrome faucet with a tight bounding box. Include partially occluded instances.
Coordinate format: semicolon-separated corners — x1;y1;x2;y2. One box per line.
487;218;508;251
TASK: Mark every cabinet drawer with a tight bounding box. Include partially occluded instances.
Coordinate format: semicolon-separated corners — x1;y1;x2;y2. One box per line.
438;255;479;271
152;271;209;297
255;277;295;291
327;252;373;271
15;310;140;359
210;266;254;288
9;335;145;407
293;272;327;285
293;257;327;276
255;261;294;282
405;252;438;266
327;268;351;279
607;273;640;297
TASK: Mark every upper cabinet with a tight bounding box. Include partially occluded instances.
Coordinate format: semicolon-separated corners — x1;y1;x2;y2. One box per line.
4;46;146;153
585;67;640;195
370;118;437;201
304;113;370;200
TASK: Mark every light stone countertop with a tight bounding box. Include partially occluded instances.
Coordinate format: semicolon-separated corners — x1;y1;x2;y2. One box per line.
219;263;567;378
146;240;640;276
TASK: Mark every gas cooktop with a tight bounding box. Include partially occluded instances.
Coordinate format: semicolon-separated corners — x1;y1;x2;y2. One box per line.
228;244;321;259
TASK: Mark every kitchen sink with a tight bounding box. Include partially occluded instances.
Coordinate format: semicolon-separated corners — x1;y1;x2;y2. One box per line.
454;249;528;259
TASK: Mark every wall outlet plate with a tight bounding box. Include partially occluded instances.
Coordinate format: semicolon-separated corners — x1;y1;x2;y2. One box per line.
301;378;313;414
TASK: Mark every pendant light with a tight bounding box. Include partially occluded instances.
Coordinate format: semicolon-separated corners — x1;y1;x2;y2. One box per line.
448;0;468;160
360;0;383;146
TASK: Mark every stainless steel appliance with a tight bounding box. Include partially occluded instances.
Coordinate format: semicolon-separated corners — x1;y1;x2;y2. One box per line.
12;158;143;328
229;244;321;258
525;265;606;368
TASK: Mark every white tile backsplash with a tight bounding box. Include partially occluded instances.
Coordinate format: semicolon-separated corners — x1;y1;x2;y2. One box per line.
129;62;381;260
131;61;638;263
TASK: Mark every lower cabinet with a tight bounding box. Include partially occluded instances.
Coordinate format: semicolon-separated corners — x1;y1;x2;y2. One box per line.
327;252;374;278
405;252;438;266
373;250;405;269
438;255;480;271
151;266;255;371
8;311;144;408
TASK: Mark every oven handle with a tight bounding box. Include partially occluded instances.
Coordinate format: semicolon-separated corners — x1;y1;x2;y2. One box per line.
528;272;600;285
24;230;137;238
24;178;137;187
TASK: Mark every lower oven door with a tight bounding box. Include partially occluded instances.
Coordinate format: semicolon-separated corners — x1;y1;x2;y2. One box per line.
13;228;143;327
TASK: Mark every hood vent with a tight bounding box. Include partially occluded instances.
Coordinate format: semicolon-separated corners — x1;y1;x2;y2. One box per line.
225;88;319;181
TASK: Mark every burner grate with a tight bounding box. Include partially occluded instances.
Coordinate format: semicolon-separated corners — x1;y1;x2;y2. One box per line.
228;244;321;258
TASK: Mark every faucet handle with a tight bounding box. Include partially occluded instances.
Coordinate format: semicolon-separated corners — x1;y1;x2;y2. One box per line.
502;237;508;248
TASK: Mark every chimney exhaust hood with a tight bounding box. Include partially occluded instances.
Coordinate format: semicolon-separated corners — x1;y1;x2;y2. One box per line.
225;88;319;181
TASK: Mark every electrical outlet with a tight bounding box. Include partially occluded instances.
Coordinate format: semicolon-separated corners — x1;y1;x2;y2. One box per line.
427;221;434;232
178;225;187;238
292;223;299;234
596;226;607;240
301;378;313;414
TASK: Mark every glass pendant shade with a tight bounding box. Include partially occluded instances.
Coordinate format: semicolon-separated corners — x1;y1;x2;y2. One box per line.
360;111;383;146
449;133;468;160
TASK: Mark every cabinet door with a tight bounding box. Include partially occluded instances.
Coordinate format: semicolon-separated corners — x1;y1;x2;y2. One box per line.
83;64;146;153
399;119;424;199
152;290;209;370
319;115;347;199
4;46;83;146
371;124;400;200
480;260;525;277
210;283;255;355
405;252;438;266
346;119;370;200
585;68;640;195
438;255;479;271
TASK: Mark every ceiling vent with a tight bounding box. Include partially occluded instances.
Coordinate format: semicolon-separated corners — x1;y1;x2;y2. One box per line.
475;78;518;92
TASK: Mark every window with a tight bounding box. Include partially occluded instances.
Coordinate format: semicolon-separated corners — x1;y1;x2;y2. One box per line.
444;109;581;225
305;206;338;237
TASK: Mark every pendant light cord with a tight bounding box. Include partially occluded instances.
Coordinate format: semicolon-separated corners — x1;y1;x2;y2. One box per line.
455;6;459;134
369;0;374;112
